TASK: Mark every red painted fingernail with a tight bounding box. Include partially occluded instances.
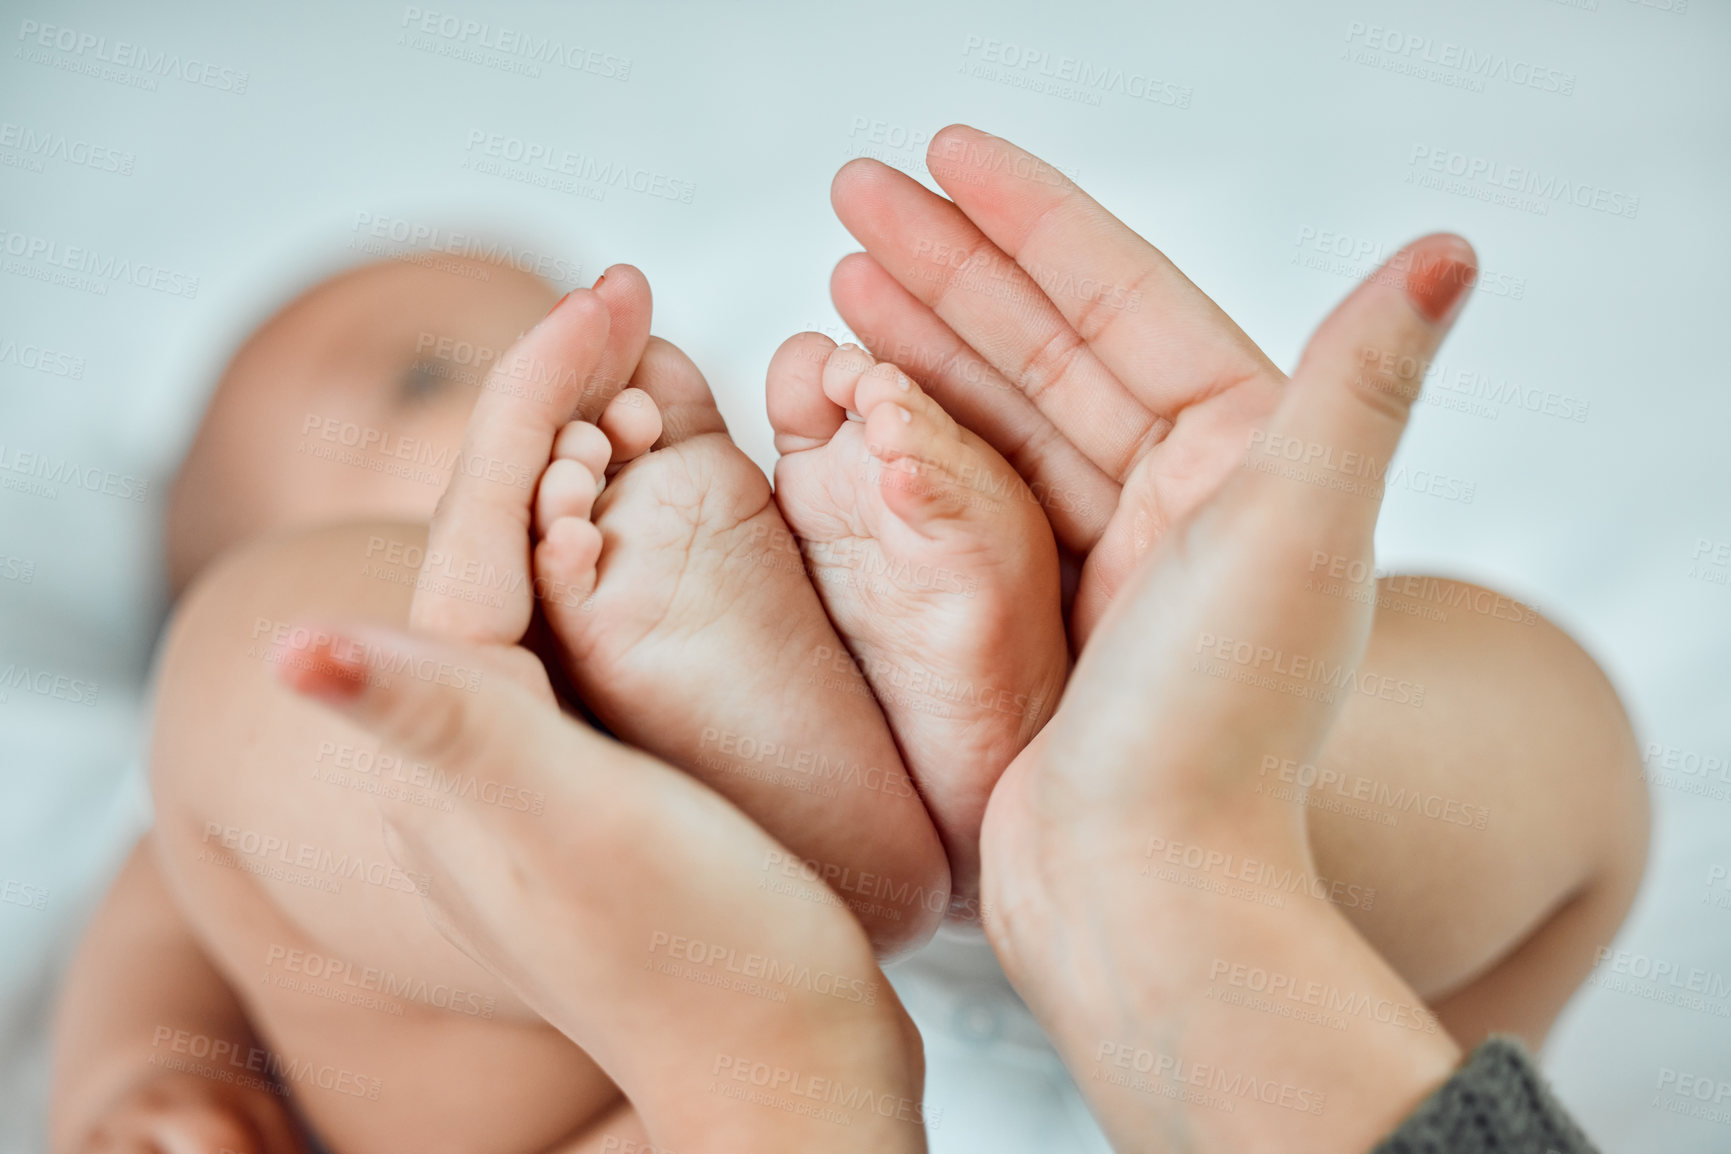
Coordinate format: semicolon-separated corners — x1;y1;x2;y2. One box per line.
1405;246;1476;323
275;634;368;703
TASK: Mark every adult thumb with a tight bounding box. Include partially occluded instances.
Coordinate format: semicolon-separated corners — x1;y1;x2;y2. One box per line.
1244;232;1477;547
266;622;569;812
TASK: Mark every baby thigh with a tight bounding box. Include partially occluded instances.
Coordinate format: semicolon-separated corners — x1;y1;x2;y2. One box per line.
1300;579;1647;1049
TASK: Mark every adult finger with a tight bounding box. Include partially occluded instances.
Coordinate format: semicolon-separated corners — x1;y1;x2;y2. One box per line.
580;264;655;422
1242;233;1476;556
925;125;1279;418
409;290;610;645
830;250;1118;552
270;624;597;815
831;157;1159;482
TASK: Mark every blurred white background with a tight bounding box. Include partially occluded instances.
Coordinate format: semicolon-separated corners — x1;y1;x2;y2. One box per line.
1;1;1726;1151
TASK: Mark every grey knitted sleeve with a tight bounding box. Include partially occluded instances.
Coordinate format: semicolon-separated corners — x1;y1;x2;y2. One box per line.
1372;1036;1600;1154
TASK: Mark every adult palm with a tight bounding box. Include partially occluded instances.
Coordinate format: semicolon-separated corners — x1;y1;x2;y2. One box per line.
829;124;1465;645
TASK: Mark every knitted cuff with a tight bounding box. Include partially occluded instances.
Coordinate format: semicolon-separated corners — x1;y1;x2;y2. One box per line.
1372;1036;1600;1154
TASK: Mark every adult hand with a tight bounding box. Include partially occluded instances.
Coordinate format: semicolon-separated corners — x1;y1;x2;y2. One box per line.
273;629;929;1154
307;264;933;1151
977;232;1475;1152
829;125;1469;647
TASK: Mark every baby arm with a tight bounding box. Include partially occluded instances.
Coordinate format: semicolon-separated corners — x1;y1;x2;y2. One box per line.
50;835;304;1154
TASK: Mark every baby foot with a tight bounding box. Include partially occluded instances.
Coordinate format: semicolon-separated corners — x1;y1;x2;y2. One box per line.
766;333;1068;904
532;337;948;955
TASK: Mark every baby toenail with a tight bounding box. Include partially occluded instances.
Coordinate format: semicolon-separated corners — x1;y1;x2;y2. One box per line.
896;373;912;392
896;405;912;424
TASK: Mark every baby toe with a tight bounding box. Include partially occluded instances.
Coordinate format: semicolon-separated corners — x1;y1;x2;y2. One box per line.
552;420;612;479
820;342;880;414
862;397;975;531
534;517;602;614
858;370;1027;539
599;387;663;468
853;362;958;441
766;332;847;454
534;458;601;538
